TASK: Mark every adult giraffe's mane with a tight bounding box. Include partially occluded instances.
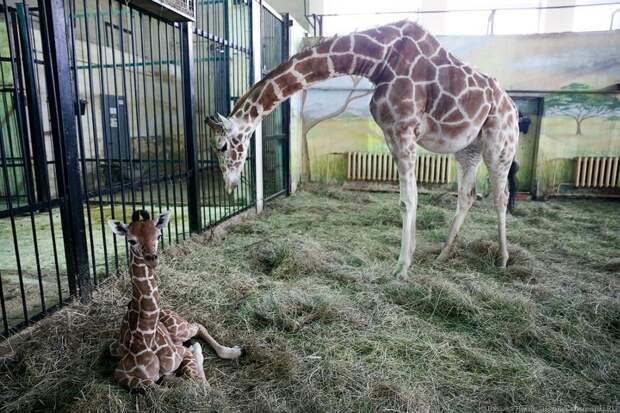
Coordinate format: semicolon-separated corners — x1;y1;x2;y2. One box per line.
230;33;366;115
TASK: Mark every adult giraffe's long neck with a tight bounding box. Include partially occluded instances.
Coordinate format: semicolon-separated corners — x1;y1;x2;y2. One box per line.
128;252;160;335
230;22;414;127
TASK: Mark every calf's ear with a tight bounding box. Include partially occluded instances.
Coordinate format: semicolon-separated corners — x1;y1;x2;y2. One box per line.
155;211;172;230
108;220;128;236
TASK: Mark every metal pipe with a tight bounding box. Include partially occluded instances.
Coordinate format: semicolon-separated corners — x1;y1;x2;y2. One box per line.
487;9;496;35
316;2;620;17
303;0;316;36
611;7;620;29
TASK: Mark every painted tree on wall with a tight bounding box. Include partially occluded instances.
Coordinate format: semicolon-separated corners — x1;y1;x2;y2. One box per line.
545;83;620;135
300;76;372;181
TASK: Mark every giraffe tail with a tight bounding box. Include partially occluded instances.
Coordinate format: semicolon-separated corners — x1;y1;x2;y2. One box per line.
507;159;520;215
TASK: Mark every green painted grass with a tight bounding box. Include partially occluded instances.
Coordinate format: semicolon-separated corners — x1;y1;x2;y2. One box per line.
0;186;618;411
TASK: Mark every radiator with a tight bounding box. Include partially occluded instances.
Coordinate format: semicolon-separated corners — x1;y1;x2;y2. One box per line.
574;156;620;188
346;152;451;184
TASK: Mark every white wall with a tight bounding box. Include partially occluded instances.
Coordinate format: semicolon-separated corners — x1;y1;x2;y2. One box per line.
263;0;324;33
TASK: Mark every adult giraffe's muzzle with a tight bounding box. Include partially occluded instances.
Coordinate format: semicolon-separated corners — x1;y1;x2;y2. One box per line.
224;175;240;195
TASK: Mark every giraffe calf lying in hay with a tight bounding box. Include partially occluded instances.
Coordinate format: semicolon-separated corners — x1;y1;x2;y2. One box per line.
107;210;244;392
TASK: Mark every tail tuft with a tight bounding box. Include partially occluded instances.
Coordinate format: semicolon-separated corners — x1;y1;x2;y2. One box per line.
507;160;519;215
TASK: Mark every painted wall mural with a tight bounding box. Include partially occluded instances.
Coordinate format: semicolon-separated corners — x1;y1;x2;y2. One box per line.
545;84;619;136
538;85;619;196
299;30;620;195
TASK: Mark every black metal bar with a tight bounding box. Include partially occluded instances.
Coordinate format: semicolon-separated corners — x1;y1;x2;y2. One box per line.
80;0;110;282
0;66;29;329
26;4;65;308
38;0;91;303
117;0;137;213
148;16;163;220
156;18;172;245
171;25;186;239
128;6;147;212
16;4;51;208
181;21;201;233
14;3;50;206
0;198;63;219
282;13;291;196
68;0;99;287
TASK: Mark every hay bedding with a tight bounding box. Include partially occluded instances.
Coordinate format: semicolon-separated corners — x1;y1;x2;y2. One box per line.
1;187;619;412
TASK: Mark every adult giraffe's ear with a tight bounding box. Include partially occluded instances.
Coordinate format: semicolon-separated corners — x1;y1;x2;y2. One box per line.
206;115;222;132
155;211;172;230
217;113;233;130
206;113;232;133
108;219;128;236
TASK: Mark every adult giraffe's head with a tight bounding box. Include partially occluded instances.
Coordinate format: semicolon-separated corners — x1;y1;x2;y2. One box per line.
107;210;172;269
206;114;252;194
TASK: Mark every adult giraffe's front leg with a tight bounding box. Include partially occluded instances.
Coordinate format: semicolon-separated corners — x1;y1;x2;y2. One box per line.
393;147;418;278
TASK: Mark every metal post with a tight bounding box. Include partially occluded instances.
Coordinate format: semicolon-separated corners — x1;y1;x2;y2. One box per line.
282;13;291;196
16;4;50;207
252;0;264;212
38;0;91;302
487;9;496;35
181;22;201;233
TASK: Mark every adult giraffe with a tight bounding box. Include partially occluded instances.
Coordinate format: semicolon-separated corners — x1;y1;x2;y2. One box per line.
207;20;519;276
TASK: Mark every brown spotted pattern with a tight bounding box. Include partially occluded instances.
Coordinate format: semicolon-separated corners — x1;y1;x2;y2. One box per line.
109;217;242;391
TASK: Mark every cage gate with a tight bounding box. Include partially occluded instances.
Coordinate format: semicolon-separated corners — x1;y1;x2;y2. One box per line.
260;6;290;201
0;0;257;338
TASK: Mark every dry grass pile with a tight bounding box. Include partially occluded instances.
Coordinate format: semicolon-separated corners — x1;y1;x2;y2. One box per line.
1;187;618;412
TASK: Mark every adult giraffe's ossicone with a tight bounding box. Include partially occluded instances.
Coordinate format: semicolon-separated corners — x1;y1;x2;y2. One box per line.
207;20;519;276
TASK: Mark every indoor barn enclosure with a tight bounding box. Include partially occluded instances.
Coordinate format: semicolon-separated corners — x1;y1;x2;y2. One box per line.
0;0;619;410
0;0;290;337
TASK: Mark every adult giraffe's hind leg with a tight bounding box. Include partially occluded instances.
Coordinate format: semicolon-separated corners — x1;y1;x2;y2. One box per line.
437;141;482;261
484;154;513;268
482;127;518;268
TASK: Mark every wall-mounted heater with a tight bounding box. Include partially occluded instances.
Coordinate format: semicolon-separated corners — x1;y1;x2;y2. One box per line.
347;152;452;184
574;156;620;188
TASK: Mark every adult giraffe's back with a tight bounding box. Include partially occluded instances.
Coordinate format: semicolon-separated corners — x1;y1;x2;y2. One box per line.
207;20;519;275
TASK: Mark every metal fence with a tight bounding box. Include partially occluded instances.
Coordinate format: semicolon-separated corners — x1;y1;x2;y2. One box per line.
0;0;287;338
261;6;289;199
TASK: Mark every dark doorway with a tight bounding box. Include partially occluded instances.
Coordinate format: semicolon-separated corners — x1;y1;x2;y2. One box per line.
512;97;543;194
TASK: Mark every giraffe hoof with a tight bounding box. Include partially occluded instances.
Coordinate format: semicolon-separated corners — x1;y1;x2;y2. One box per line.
391;263;409;278
436;251;450;262
191;343;205;365
230;346;244;359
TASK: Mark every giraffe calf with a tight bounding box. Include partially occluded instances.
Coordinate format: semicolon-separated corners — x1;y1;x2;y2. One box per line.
107;210;244;392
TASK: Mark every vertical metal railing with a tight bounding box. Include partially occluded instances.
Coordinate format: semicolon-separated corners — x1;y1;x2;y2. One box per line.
261;5;289;200
0;1;73;337
39;0;91;301
194;0;255;230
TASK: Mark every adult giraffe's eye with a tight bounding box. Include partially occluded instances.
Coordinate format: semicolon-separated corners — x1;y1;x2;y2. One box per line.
128;239;137;245
218;142;228;153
